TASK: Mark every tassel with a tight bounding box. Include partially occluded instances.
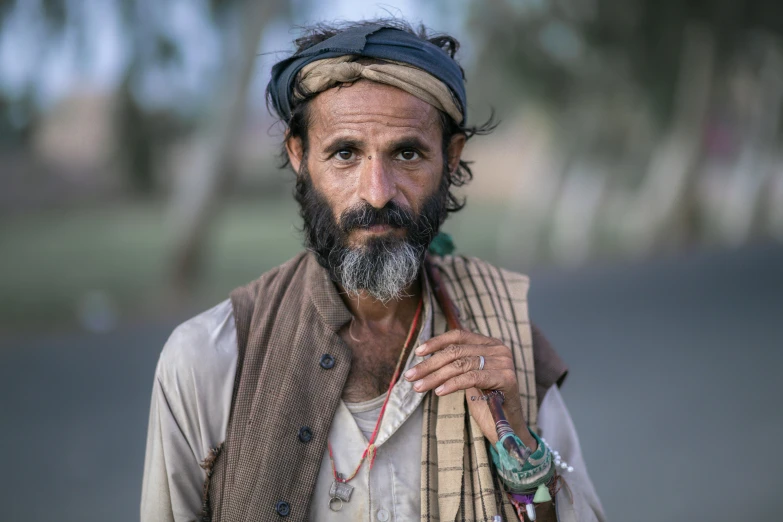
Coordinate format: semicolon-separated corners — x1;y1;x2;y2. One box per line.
533;483;552;503
525;502;536;521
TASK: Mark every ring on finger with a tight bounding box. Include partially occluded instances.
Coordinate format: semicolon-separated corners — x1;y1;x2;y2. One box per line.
478;355;485;371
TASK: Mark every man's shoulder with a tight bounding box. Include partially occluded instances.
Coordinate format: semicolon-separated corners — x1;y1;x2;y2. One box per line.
430;254;530;292
156;299;238;389
155;252;311;383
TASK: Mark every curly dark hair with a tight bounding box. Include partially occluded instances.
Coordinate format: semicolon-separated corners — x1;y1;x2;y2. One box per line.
267;19;497;213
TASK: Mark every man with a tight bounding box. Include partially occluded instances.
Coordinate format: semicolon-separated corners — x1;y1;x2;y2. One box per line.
142;20;605;522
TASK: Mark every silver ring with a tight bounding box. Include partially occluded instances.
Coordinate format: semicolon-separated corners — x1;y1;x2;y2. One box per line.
478;355;485;371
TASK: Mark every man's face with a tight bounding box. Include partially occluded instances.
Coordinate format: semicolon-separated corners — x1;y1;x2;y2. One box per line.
286;80;466;301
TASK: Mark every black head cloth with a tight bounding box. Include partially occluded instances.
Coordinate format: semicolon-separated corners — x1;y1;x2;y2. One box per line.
269;24;467;125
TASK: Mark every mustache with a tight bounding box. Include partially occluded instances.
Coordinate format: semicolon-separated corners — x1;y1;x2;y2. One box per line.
339;202;417;233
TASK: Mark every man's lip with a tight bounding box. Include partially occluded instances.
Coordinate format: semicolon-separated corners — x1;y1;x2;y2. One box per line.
366;224;392;232
346;224;402;234
348;224;396;233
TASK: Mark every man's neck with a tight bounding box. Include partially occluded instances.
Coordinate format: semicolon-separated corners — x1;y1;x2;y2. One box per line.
337;277;423;335
336;276;424;402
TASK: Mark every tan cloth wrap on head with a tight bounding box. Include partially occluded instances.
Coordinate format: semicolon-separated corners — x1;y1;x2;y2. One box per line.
296;55;463;123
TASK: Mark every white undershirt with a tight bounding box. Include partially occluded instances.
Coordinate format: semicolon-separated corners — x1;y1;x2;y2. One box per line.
344;393;387;440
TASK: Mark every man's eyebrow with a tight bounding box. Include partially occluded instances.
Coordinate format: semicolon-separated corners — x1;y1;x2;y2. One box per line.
322;138;365;155
391;137;432;152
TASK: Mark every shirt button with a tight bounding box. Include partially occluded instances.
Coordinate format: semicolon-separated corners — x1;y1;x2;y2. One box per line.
298;426;312;443
377;508;390;521
319;353;335;369
275;500;290;517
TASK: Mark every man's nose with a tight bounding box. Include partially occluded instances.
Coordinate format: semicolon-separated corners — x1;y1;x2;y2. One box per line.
357;155;398;209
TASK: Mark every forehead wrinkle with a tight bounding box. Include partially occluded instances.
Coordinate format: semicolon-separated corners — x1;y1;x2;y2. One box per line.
308;80;441;136
322;106;436;130
309;119;438;151
316;125;433;152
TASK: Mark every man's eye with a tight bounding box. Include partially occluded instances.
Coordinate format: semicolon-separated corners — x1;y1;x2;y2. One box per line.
398;150;420;161
336;150;354;161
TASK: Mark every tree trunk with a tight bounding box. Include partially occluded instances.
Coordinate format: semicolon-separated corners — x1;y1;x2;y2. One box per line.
166;0;280;298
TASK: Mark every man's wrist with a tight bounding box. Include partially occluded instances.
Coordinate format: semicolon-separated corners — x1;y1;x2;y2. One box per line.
507;406;537;452
517;429;538;452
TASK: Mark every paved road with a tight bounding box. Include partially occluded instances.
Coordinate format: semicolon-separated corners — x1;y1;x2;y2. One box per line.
1;243;782;521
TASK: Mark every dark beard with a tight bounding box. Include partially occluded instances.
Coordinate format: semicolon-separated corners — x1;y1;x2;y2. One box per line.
294;161;450;302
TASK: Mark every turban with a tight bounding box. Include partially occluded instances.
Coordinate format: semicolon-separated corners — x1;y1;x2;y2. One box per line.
269;25;467;124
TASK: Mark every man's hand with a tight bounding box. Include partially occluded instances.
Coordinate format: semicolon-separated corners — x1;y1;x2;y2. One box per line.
404;329;537;450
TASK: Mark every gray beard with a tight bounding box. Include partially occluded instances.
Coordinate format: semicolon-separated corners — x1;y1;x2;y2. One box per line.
295;161;448;304
335;238;424;303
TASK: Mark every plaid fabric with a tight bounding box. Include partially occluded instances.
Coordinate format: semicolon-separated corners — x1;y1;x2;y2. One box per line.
422;255;537;522
207;252;563;522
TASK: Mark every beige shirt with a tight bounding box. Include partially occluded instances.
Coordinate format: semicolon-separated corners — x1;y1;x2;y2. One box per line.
141;296;605;521
309;284;435;522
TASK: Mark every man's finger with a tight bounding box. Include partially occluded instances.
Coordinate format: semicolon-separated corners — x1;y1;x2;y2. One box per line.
415;328;496;356
434;368;516;396
411;353;500;393
405;343;508;381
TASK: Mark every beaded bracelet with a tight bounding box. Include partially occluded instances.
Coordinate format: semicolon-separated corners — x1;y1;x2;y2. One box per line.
540;436;575;474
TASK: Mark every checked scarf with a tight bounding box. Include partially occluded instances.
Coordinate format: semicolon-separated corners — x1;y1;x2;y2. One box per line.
421;255;537;522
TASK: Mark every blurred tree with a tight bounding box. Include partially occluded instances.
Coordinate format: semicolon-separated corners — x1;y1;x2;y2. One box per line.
167;0;285;296
468;0;783;124
0;0;296;301
467;0;783;260
0;0;264;194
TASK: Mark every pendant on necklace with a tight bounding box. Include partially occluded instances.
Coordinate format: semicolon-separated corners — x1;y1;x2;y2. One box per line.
329;473;354;511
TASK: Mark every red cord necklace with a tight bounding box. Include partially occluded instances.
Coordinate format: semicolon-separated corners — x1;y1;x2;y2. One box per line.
327;297;424;512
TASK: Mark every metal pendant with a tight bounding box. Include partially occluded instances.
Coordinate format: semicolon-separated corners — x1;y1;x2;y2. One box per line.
329;474;354;511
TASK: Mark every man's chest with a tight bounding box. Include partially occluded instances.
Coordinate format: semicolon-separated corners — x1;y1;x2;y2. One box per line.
309;378;426;521
339;331;410;402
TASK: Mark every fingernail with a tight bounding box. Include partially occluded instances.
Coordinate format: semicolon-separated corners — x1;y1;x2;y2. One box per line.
415;343;426;355
435;385;444;395
404;369;415;380
413;380;424;391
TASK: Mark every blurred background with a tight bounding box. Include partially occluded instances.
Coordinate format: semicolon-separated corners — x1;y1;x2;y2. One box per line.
1;0;782;520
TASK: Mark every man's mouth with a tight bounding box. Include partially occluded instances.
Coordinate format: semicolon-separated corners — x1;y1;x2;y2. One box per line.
349;224;405;238
365;224;393;233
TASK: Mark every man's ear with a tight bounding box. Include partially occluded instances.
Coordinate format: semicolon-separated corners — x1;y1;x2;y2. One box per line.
285;133;305;173
447;133;467;175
